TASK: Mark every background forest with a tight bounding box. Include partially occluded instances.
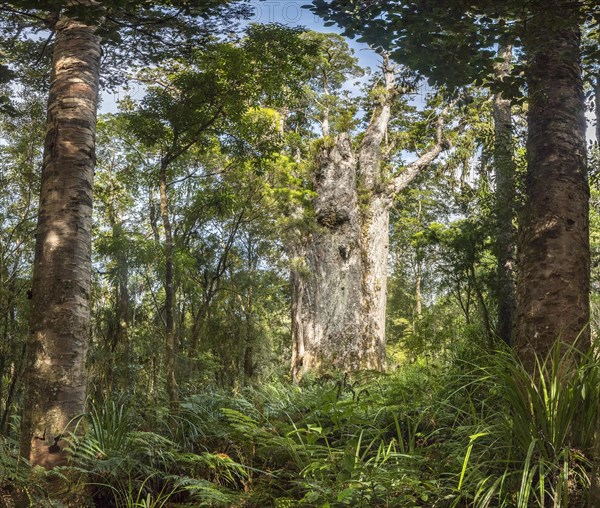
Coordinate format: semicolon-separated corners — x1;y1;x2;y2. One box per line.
0;0;599;507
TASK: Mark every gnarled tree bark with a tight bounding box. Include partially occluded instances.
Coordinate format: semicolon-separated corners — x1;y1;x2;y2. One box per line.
291;63;451;380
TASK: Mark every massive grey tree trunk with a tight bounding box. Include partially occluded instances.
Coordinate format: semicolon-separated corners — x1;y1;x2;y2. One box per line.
20;11;101;467
515;2;589;370
493;45;517;346
290;134;367;378
291;66;450;380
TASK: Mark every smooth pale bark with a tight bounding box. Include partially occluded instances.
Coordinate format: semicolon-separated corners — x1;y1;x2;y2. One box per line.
415;264;423;318
159;161;178;412
493;45;517;346
414;201;423;319
20;13;101;467
291;65;449;380
515;3;589;369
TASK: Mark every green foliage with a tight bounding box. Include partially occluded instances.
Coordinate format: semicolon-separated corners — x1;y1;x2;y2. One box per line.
126;24;314;156
443;342;598;507
0;89;44;437
68;399;248;508
0;437;33;502
0;0;254;89
309;0;599;96
4;337;587;507
0;4;597;508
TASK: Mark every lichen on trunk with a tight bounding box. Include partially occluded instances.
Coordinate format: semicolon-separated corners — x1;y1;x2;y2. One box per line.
291;62;451;380
291;134;368;379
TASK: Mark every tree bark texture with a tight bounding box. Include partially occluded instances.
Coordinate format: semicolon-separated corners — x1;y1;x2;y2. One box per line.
291;134;371;379
159;161;179;411
515;3;589;370
20;13;101;468
493;45;517;346
596;73;600;145
291;65;449;380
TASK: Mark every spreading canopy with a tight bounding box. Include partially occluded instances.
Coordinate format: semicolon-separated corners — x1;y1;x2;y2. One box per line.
308;0;600;90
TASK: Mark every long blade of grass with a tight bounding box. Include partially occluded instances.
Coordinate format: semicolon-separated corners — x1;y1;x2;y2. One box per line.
458;432;488;492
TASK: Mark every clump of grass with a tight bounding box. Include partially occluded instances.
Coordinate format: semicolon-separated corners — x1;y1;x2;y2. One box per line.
449;341;598;507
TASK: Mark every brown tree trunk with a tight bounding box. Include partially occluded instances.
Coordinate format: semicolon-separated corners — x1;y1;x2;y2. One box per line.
20;12;101;468
159;161;178;412
515;2;589;370
108;210;130;392
291;63;450;380
493;44;517;347
415;266;423;318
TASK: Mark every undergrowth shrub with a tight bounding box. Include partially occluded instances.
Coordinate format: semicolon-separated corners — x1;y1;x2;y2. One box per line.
68;399;246;507
446;342;598;508
62;340;599;507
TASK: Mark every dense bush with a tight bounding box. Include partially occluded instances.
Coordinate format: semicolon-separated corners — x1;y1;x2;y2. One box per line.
2;340;596;507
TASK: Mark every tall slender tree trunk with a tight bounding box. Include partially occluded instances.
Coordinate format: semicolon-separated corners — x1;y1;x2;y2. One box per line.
108;209;130;392
20;12;101;467
414;200;423;319
596;73;600;145
470;266;494;349
159;161;178;411
116;240;130;388
0;269;23;434
493;45;517;347
415;265;423;318
515;2;589;369
291;64;450;380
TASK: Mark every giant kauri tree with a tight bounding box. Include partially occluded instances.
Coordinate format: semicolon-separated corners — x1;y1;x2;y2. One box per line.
291;58;453;379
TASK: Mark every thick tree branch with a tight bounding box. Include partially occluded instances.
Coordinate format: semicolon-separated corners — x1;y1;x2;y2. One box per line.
387;101;454;197
358;53;395;190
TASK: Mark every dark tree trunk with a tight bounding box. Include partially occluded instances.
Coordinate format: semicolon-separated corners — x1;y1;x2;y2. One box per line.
159;161;178;412
493;45;517;347
596;73;600;145
20;11;101;467
116;241;130;388
515;2;589;369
